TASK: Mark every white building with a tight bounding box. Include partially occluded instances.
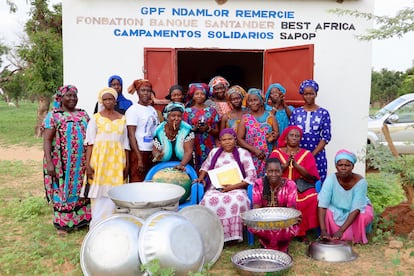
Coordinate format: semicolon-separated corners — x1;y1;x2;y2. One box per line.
62;0;374;175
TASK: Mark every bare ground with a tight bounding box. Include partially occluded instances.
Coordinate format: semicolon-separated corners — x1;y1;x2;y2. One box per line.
1;144;413;275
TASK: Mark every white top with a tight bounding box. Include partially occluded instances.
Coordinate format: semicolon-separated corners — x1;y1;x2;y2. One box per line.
125;103;159;151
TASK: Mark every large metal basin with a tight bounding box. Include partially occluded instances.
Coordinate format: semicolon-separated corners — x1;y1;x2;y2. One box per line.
80;214;145;276
307;239;357;262
108;182;185;208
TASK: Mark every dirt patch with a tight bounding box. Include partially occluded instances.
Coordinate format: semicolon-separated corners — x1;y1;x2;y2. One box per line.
380;203;414;235
0;145;43;161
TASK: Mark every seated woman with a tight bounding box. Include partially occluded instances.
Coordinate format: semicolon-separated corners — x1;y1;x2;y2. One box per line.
153;102;194;171
194;128;257;243
269;126;320;239
318;149;374;244
249;158;299;252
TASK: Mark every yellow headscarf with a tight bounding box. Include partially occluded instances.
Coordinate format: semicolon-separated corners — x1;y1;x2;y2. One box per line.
98;87;118;104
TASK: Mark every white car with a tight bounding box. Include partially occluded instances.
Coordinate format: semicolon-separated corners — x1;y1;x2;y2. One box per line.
368;93;414;154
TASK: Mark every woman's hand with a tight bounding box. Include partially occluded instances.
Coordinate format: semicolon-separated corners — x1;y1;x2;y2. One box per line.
46;162;56;177
137;157;145;174
320;229;331;240
266;131;277;143
197;124;211;133
152;148;163;162
174;164;186;171
254;148;266;160
86;166;94;180
332;230;343;240
193;178;206;186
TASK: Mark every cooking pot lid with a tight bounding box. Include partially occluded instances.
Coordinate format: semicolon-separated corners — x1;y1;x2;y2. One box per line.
179;205;224;265
80;214;145;276
138;211;204;276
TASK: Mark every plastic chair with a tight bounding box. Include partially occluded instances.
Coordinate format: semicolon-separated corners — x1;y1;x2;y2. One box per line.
144;161;203;210
198;183;255;245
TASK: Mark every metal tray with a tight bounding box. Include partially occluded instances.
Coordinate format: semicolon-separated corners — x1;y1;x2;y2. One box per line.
240;207;301;230
231;249;293;275
179;205;224;265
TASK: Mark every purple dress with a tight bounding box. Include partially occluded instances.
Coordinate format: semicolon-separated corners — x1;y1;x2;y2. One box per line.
290;107;331;182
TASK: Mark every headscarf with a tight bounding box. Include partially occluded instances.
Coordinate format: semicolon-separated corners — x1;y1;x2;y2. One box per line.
208;76;230;94
208;128;246;178
53;85;78;109
98;87;118;104
187;83;210;99
335;149;357;165
227;85;247;108
299;79;319;95
277;125;303;147
127;79;153;94
108;75;123;89
265;83;286;104
247;88;264;103
162;102;185;120
165;84;184;100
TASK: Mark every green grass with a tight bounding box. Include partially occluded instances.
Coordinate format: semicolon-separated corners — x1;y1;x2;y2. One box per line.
0;100;42;147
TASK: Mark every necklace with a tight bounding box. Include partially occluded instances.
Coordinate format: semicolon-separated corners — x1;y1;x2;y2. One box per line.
269;181;283;207
165;124;178;141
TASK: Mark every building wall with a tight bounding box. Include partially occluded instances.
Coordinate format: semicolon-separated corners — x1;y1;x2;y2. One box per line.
62;0;374;175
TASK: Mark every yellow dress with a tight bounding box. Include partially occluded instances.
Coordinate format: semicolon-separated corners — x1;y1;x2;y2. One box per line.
85;113;130;198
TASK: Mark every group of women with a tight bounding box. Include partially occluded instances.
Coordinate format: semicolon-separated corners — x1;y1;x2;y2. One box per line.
42;74;373;254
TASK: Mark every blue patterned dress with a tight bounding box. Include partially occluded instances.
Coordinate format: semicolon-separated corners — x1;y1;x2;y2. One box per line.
289;107;331;182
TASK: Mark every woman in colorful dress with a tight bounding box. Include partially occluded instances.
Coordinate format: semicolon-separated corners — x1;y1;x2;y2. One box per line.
289;79;331;183
206;76;232;117
183;83;220;171
83;88;130;229
43;85;91;235
318;149;374;244
220;85;247;132
265;83;294;135
237;88;279;177
249;158;299;252
153;102;195;170
194;128;256;243
126;79;159;182
269;126;320;239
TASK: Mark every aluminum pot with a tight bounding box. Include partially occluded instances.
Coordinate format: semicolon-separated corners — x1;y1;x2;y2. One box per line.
307;239;357;262
108;182;185;208
138;211;204;276
80;214;145;276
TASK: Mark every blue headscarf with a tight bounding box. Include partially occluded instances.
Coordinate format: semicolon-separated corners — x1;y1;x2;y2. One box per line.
108;75;123;88
265;83;286;104
335;149;357;164
299;79;319;95
162;102;185;120
247;88;264;103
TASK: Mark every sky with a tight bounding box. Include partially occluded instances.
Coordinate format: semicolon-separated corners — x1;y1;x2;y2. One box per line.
1;0;413;72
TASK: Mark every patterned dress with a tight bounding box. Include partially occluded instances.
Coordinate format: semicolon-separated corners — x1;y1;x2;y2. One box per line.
249;178;299;252
269;148;320;236
200;147;257;242
183;106;219;170
241;112;275;177
289;107;331;182
42;109;91;231
83;113;130;227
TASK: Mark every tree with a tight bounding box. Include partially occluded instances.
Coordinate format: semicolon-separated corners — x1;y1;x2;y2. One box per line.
12;0;63;137
332;6;414;40
370;69;404;105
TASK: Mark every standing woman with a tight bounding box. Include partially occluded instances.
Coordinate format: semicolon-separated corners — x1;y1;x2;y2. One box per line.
290;80;331;183
126;79;159;182
43;85;91;235
93;75;133;114
165;84;185;104
83;88;130;229
207;76;232;117
265;83;294;135
220;85;247;132
237;88;279;177
183;83;220;171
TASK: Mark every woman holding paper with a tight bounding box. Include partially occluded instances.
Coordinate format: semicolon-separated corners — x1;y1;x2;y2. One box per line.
194;128;257;243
